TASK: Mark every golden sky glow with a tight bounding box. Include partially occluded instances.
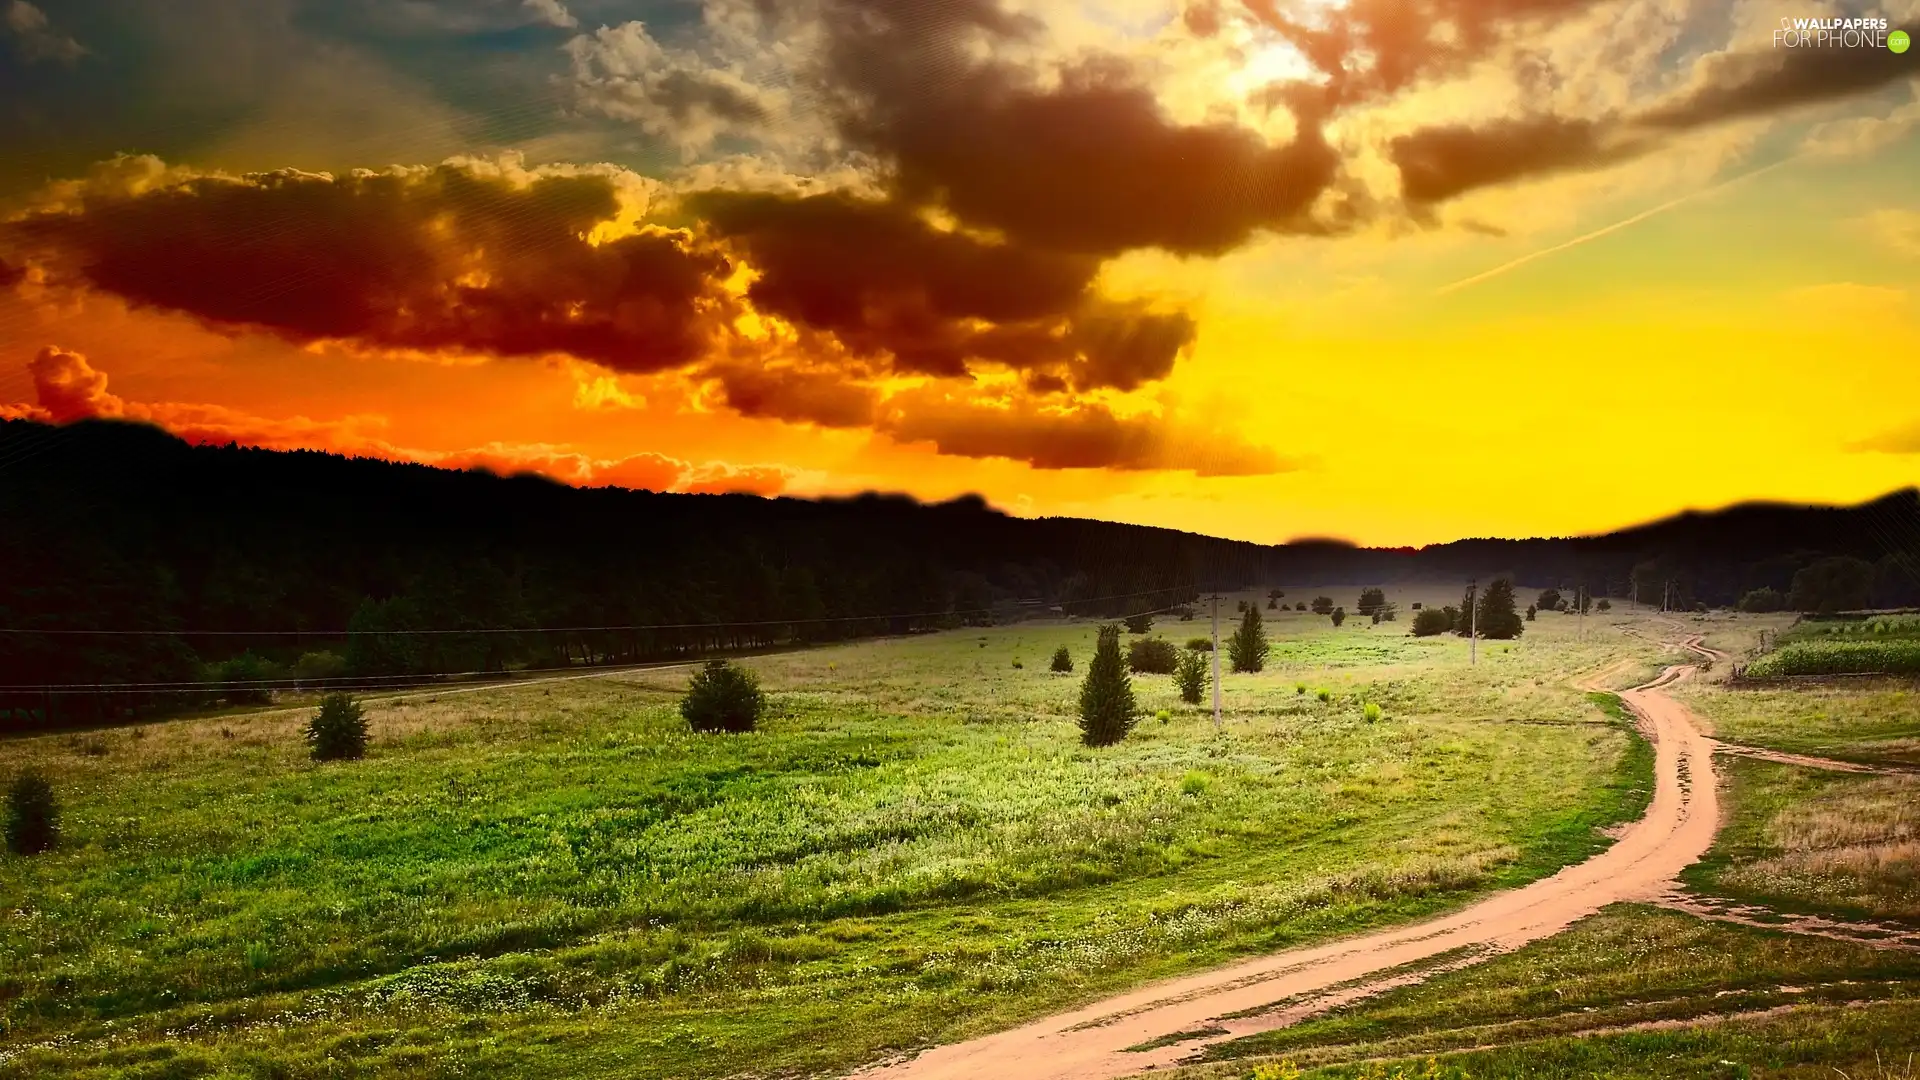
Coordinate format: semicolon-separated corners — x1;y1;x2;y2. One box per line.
1;0;1916;546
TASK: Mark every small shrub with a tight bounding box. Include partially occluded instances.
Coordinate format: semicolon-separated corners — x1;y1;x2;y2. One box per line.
1123;613;1154;634
1295;601;1308;611
682;660;765;733
1294;682;1307;695
1330;607;1347;627
1315;688;1332;702
1596;599;1612;612
1236;600;1249;613
1525;604;1537;621
1128;637;1180;674
5;771;59;855
1180;771;1210;795
1050;646;1073;673
307;693;370;761
1311;596;1335;615
1174;648;1210;704
1156;709;1173;724
1186;637;1213;651
1267;598;1278;609
1363;702;1383;723
1249;1062;1303;1080
1011;659;1023;669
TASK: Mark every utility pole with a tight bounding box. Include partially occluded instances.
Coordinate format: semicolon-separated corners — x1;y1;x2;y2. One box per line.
1468;577;1478;666
1209;593;1223;728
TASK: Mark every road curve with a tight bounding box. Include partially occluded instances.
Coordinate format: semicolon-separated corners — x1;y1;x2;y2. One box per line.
849;635;1725;1080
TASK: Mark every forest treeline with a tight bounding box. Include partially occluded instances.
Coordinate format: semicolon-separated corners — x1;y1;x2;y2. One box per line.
3;418;1917;729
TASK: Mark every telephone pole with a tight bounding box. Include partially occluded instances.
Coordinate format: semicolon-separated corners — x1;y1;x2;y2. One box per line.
1209;593;1223;728
1468;577;1478;666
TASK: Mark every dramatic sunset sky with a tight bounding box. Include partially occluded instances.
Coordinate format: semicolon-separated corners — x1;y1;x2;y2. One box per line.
1;0;1916;546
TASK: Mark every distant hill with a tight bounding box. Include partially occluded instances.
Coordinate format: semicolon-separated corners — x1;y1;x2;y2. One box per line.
2;418;1915;726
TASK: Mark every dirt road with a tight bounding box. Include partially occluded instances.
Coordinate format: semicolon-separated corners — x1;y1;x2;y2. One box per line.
850;633;1727;1080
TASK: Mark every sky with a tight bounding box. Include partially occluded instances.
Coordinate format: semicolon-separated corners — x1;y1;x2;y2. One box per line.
0;0;1915;547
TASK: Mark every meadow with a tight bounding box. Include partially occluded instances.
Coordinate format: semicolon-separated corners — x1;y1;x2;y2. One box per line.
1676;682;1920;766
0;588;1665;1079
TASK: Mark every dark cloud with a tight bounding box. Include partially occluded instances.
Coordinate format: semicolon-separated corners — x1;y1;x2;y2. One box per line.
1635;44;1918;131
876;390;1287;475
707;363;879;428
816;0;1341;256
1390;116;1648;203
692;189;1195;389
7;162;729;372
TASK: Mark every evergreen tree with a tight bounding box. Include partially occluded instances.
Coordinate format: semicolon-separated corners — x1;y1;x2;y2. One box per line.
1526;604;1537;621
1356;588;1387;616
1453;588;1477;637
1174;648;1209;704
1078;624;1138;746
1050;646;1073;672
682;660;765;733
1476;578;1525;639
1536;588;1562;612
307;693;370;760
1229;605;1269;672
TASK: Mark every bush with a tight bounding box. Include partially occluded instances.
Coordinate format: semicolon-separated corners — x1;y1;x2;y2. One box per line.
1011;659;1023;669
1050;646;1073;673
1185;637;1213;651
681;660;764;734
1315;688;1332;702
1123;612;1154;634
1180;770;1210;795
1330;607;1347;627
1174;648;1210;704
1356;587;1387;616
1155;708;1171;723
1596;599;1612;612
306;693;370;760
1267;598;1278;609
1737;587;1785;614
1268;589;1285;600
1526;604;1537;621
1079;624;1138;746
1295;602;1307;611
1537;588;1562;612
1294;682;1307;695
5;771;59;855
1311;596;1335;615
1127;637;1179;674
214;650;280;705
1236;600;1249;613
1229;606;1269;673
1363;702;1383;723
1412;608;1452;636
293;650;349;686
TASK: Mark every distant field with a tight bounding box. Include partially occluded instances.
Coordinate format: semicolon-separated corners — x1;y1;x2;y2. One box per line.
0;590;1663;1079
1676;682;1920;765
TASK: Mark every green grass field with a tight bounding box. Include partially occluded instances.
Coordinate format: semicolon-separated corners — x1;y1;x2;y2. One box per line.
1677;683;1920;766
0;590;1664;1079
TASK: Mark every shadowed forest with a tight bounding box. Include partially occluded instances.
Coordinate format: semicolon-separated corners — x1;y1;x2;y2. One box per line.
3;418;1916;728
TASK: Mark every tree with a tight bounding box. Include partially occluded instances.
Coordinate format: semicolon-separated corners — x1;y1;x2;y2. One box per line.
1079;624;1138;746
1452;587;1477;637
682;660;765;733
1526;604;1537;621
1174;648;1210;704
1411;608;1452;636
1123;612;1155;634
1787;557;1875;614
1441;605;1460;631
1050;646;1073;673
1330;607;1347;627
1268;588;1285;600
1127;637;1179;674
1311;596;1335;615
1536;588;1562;612
215;650;278;705
1596;599;1612;612
1737;587;1785;614
1574;587;1594;615
5;771;59;855
1377;602;1397;622
307;693;370;760
1476;578;1525;640
1295;601;1307;611
1267;598;1278;610
1356;588;1387;616
1229;605;1270;672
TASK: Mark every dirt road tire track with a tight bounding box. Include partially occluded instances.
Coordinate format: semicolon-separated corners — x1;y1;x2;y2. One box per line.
849;631;1728;1080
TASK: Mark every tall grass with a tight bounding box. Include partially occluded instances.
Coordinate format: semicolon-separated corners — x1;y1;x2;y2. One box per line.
1746;639;1920;677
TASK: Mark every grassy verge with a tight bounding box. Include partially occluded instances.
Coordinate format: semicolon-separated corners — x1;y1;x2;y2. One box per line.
1177;905;1920;1077
0;610;1666;1079
1682;757;1920;924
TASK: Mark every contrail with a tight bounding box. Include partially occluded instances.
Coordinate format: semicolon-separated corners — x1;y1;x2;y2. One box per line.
1434;156;1799;296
